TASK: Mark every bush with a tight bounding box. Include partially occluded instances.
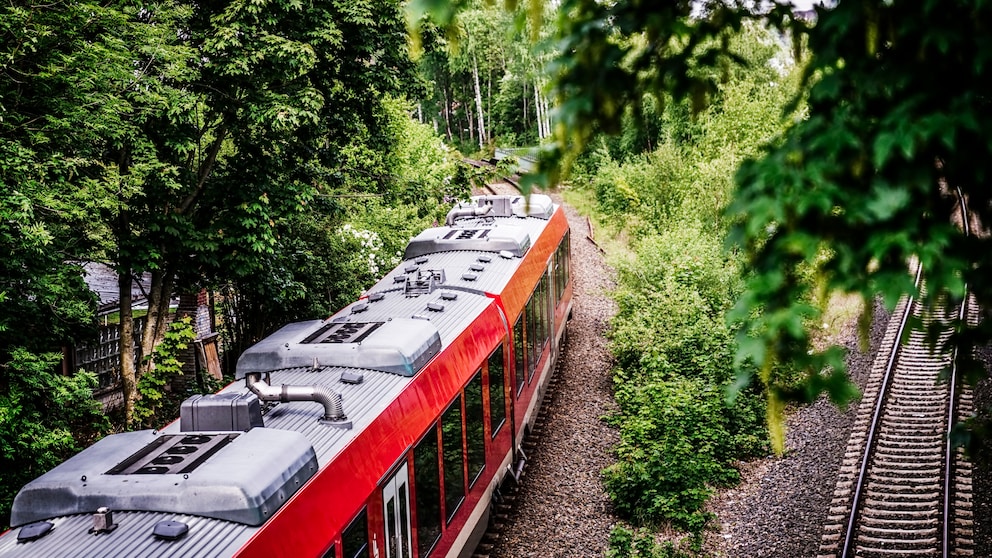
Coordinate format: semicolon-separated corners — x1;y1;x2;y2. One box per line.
606;524;697;558
619;224;742;315
133;316;199;429
605;376;743;531
0;349;110;527
573;17;804;542
590;148;689;232
603;207;766;534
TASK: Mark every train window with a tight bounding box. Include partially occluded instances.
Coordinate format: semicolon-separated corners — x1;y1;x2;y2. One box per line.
441;397;465;523
526;292;538;381
465;371;485;487
513;316;525;395
414;429;442;557
526;273;551;383
554;232;570;303
322;544;337;558
342;509;369;558
563;231;570;295
399;484;411;558
552;243;560;302
537;275;548;355
541;275;554;347
488;346;506;437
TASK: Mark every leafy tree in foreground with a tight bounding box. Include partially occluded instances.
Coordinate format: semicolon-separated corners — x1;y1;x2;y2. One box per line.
1;3;116;525
0;351;109;528
726;1;992;453
416;0;992;454
4;0;418;425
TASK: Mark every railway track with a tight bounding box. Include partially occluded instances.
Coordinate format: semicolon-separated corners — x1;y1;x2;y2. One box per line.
818;270;977;557
463;158;522;193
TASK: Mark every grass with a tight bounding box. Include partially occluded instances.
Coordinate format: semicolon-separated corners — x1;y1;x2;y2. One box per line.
810;291;865;352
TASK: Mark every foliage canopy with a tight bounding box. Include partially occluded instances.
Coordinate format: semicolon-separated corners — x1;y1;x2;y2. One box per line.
0;0;459;524
420;0;992;455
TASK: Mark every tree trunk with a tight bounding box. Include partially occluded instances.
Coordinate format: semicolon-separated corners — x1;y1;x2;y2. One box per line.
442;88;453;142
139;268;176;378
466;101;475;146
486;67;492;144
473;56;486;150
534;82;544;140
523;81;528;135
538;84;551;140
119;270;136;426
543;94;551;140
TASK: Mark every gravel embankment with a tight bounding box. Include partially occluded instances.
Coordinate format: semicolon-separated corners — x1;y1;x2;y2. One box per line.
702;301;886;558
484;185;988;557
488;190;621;557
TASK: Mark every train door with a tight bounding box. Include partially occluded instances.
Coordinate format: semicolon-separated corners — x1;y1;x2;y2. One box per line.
383;463;413;558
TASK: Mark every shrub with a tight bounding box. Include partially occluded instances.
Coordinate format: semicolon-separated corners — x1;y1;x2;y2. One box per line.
604;376;744;532
134;316;199;429
607;524;698;558
0;349;110;527
604;210;766;534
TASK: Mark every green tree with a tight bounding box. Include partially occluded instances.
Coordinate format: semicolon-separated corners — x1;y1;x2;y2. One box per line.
3;0;418;425
419;0;992;453
1;3;120;524
216;96;468;371
411;0;555;151
121;0;419;425
726;0;992;453
0;0;422;420
0;351;109;528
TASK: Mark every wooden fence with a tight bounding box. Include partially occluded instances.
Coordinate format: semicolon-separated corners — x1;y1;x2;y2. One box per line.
74;317;146;408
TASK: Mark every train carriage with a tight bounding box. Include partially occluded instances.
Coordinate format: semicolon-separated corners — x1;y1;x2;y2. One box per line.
0;193;572;558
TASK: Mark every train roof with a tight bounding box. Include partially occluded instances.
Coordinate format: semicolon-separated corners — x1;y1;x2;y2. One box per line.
366;194;556;298
0;194;563;558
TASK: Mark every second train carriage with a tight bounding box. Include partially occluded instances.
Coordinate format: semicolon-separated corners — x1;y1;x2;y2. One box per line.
0;193;572;558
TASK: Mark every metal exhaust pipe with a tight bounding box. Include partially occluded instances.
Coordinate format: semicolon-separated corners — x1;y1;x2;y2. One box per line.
246;372;352;428
445;203;492;225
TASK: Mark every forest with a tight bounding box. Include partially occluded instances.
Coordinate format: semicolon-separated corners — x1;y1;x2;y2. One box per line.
3;0;992;556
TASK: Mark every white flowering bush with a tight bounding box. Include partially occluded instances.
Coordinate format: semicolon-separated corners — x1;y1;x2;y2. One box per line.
335;223;396;278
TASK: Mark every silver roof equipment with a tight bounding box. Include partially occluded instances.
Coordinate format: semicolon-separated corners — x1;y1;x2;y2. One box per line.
235;317;441;379
403;195;553;260
10;428;318;527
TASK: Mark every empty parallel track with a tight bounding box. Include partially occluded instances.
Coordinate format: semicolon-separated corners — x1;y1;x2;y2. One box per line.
818;277;976;556
819;185;980;558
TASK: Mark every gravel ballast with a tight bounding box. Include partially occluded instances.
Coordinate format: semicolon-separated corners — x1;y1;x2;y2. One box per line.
488;190;621;557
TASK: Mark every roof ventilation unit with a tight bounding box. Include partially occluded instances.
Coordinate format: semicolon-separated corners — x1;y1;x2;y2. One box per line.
236;317;441;378
403;223;531;259
10;428;318;527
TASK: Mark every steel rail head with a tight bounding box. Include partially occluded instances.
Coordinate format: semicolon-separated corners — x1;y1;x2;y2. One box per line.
942;186;971;558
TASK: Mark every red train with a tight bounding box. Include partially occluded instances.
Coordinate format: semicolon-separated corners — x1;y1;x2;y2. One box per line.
0;193;572;558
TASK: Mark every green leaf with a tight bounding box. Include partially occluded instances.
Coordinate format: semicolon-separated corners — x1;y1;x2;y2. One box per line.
865;184;910;220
